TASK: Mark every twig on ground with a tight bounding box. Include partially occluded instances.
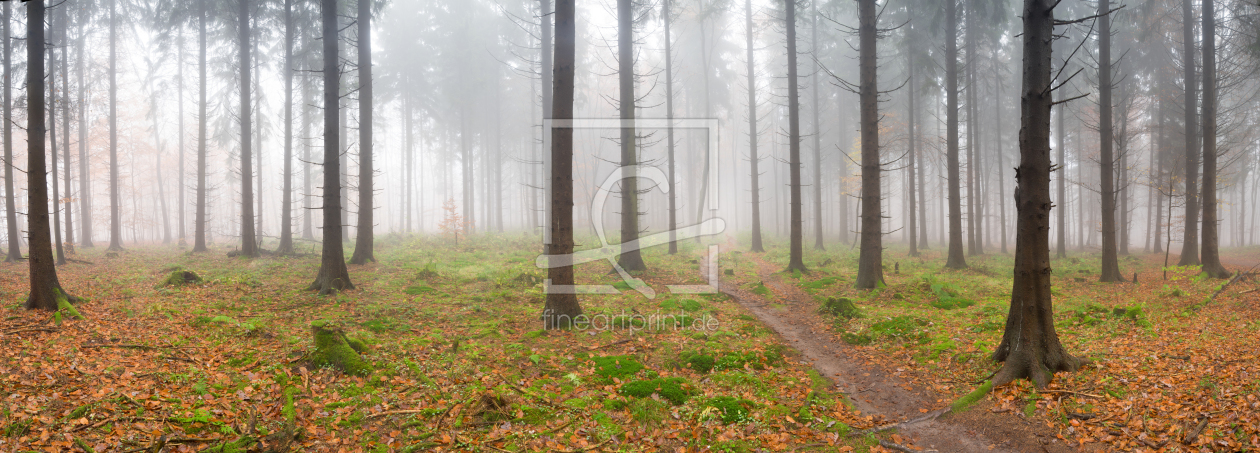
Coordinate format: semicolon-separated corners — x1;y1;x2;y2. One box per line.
879;439;937;453
2;326;58;335
1183;417;1209;444
1040;390;1103;399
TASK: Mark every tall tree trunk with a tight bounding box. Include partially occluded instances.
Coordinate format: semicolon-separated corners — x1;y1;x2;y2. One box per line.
854;0;882;288
992;0;1082;388
665;0;682;254
76;5;91;248
785;0;807;272
906;37;918;257
810;0;824;251
177;29;185;245
1055;83;1066;258
965;1;977;256
4;3;18;261
1200;0;1228;278
997;77;1008;254
60;7;72;249
107;0;123;252
350;0;375;264
238;0;258;258
616;0;646;271
945;0;967;269
744;0;763;253
917;83;928;249
310;0;354;294
1154;94;1164;254
302;70;314;240
194;0;209;252
1178;0;1200;265
544;0;580;328
278;0;295;255
25;0;78;311
50;14;65;265
1098;0;1122;282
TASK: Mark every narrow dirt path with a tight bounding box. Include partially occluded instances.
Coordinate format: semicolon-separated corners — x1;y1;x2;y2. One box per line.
706;250;1079;452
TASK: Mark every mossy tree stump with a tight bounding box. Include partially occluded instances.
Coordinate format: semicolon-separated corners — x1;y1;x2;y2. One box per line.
310;321;371;375
161;270;203;287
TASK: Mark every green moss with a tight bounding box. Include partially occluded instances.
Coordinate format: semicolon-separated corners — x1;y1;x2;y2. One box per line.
161;270;203;287
620;378;696;405
819;297;861;318
591;355;643;380
310;321;372;376
706;396;755;424
751;282;771;296
56;290;84;320
949;380;993;413
200;436;257;453
870;316;929;339
840;332;873;345
404;285;435;295
685;354;715;373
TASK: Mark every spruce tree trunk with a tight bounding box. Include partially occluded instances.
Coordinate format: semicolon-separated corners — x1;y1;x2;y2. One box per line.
665;0;682;254
997;78;1008;254
107;0;123;252
1055;85;1066;258
543;0;580;329
965;3;978;256
309;0;354;294
1178;0;1200;265
810;1;824;251
25;0;78;311
194;0;209;253
50;14;65;265
350;0;375;264
944;0;967;269
744;0;763;253
302;74;314;240
60;7;73;249
906;39;918;257
1097;0;1123;282
992;0;1081;388
616;0;646;271
76;5;92;248
785;0;807;273
238;0;258;258
854;0;882;288
1200;0;1229;278
177;29;185;245
278;0;295;255
4;3;19;261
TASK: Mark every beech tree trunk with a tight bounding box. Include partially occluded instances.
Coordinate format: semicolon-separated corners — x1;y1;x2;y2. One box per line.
543;0;580;329
309;0;354;295
854;0;882;288
108;0;123;252
992;0;1081;388
350;0;376;264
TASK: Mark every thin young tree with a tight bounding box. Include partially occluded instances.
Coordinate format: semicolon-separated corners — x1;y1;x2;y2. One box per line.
350;0;376;264
854;0;882;288
108;0;124;252
785;0;807;273
543;0;581;328
1199;0;1229;278
905;24;919;257
25;0;80;311
193;0;209;253
615;0;645;271
1097;0;1123;282
2;3;18;262
944;0;967;269
744;0;764;253
991;0;1082;388
309;0;354;294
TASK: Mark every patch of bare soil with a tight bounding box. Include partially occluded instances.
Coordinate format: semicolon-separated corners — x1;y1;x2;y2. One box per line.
711;253;1082;453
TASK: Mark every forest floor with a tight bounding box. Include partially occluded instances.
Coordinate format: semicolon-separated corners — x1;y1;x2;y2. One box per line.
736;237;1260;453
1;234;1258;452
